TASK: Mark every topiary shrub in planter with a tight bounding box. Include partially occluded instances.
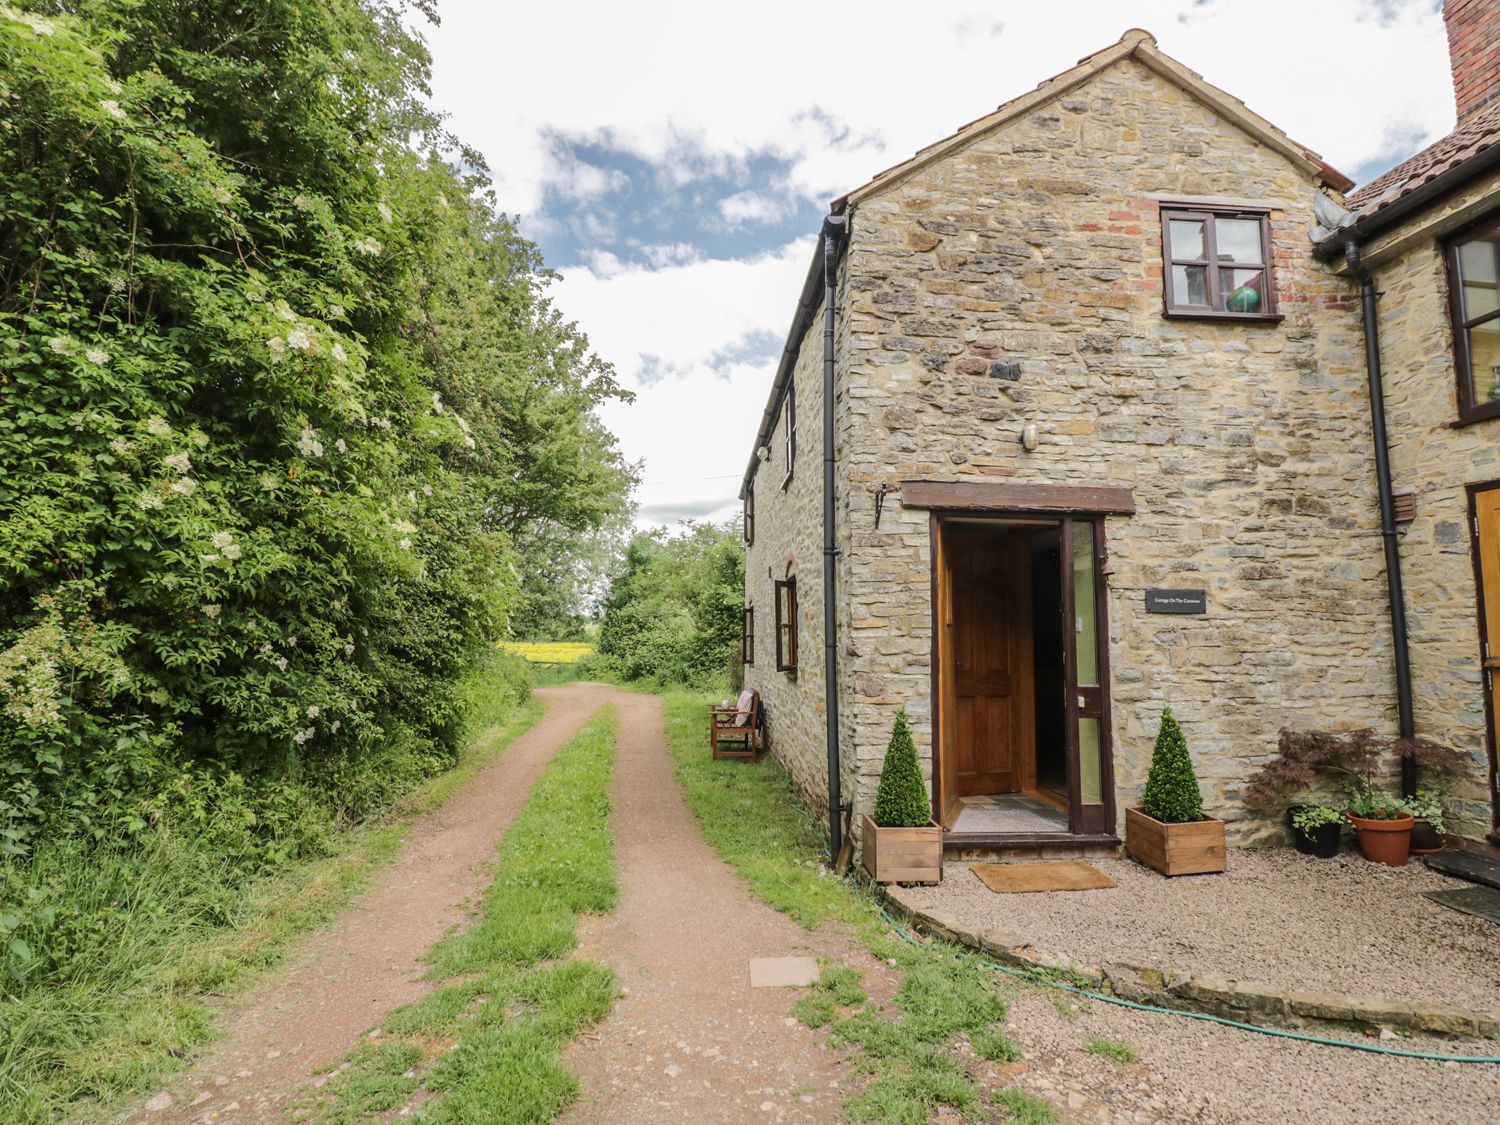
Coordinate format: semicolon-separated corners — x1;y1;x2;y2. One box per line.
1126;708;1225;876
862;708;942;884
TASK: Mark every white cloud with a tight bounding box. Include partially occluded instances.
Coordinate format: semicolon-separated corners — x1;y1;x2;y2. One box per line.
430;1;1454;219
549;239;813;526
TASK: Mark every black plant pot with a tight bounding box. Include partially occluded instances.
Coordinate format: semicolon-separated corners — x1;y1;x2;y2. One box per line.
1409;817;1444;855
1292;822;1341;858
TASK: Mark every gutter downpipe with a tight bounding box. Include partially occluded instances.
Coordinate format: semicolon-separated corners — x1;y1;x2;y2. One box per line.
822;213;847;859
1345;241;1417;797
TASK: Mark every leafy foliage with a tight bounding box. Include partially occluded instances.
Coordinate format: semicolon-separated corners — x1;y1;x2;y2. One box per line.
0;1;630;866
0;2;634;1097
1245;728;1478;811
594;522;744;686
873;708;930;828
1139;708;1203;824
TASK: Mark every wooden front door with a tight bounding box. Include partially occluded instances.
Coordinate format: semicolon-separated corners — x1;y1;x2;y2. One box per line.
947;527;1035;797
1471;485;1500;835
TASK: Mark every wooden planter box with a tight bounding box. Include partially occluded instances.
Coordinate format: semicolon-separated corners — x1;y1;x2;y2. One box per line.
861;813;943;885
1125;807;1225;877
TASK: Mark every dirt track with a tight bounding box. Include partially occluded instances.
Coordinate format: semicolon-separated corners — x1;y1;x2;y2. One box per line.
130;685;620;1123
560;687;869;1124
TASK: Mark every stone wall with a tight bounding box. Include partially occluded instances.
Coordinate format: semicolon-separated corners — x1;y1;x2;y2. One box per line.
1358;165;1500;842
743;307;837;821
834;57;1395;842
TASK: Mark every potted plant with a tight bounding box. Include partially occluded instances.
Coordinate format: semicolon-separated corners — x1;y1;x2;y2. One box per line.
1403;789;1446;855
862;708;942;885
1344;783;1414;866
1125;708;1225;876
1289;804;1343;859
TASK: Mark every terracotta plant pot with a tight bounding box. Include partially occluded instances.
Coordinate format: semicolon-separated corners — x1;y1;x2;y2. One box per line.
1408;817;1444;855
1347;812;1413;866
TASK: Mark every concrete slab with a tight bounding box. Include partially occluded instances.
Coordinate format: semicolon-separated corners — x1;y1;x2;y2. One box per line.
748;956;820;988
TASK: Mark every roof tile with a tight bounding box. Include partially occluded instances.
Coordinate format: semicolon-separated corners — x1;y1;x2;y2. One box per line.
1347;100;1500;219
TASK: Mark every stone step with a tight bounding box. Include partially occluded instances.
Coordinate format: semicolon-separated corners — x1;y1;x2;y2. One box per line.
1424;850;1500;891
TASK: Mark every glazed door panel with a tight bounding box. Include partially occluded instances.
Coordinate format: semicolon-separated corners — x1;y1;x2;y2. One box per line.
949;529;1034;797
934;521;960;828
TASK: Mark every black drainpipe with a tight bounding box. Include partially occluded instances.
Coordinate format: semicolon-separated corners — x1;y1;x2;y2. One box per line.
1345;241;1417;796
822;213;847;858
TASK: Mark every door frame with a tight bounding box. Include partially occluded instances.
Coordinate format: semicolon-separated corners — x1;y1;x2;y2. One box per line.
928;510;1119;838
1465;480;1500;839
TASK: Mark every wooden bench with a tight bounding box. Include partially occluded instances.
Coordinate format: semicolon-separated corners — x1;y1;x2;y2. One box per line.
710;689;762;760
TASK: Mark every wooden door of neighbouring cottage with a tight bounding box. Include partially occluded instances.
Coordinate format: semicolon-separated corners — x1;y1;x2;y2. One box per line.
1469;483;1500;837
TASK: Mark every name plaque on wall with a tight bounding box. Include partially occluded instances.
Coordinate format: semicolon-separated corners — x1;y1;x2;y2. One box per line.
1145;588;1207;615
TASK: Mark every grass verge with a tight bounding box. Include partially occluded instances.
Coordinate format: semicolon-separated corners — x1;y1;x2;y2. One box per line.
660;690;1055;1125
4;695;545;1125
297;707;619;1124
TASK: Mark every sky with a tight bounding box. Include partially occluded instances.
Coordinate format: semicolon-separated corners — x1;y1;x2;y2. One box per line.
423;0;1456;529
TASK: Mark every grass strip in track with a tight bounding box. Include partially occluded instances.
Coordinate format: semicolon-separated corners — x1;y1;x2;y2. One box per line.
298;707;619;1124
661;690;1052;1125
9;694;545;1125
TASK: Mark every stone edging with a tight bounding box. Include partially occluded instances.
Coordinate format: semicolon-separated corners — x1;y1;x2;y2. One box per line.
877;884;1500;1040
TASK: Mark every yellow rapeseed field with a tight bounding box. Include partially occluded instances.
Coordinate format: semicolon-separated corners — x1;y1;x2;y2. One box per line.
499;641;595;665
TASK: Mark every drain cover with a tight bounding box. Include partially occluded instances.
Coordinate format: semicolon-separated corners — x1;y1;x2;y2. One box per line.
1424;886;1500;925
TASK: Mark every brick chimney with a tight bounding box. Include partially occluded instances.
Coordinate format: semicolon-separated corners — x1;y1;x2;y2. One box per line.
1446;0;1500;122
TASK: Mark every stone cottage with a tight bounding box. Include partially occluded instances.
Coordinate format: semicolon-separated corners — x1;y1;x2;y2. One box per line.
740;16;1500;858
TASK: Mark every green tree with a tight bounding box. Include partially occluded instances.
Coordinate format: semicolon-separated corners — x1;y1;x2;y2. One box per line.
1140;708;1204;823
0;1;633;861
873;709;929;828
595;521;745;686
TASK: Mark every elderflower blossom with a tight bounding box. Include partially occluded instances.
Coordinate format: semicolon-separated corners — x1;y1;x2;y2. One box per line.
164;452;191;474
109;274;126;293
210;531;234;551
286;327;313;352
274;655;289;672
297;426;324;457
202;604;221;619
431;392;444;414
85;348;110;365
101;99;126;121
352;237;382;256
48;336;70;354
307;705;320;719
146;416;172;437
189;428;209;448
211;184;231;205
377;201;393;223
330;342;348;363
266;336;287;362
77;247;98;265
136;491;164;510
15;12;57;35
110;438;134;455
463;434;476;450
335;438;347;454
343;642;355;657
293;194;314;212
331;719;342;732
272;299;298;322
170;477;196;496
260;473;279;490
292;727;312;745
421;483;432;496
398;538;413;550
329;304;346;319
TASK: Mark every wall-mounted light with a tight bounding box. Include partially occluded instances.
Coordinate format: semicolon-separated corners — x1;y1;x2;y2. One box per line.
1020;422;1039;452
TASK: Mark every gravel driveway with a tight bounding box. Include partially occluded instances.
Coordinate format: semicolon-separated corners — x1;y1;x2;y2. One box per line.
901;849;1500;1011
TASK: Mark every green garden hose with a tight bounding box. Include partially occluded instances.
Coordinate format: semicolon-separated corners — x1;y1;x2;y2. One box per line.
878;907;1500;1064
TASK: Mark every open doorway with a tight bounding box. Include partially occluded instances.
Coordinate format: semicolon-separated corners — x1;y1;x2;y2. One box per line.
932;515;1113;838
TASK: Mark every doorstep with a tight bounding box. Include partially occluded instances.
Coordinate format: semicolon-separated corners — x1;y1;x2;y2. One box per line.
943;830;1121;863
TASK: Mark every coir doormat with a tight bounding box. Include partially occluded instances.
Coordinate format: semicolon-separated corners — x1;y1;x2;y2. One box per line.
971;861;1116;894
